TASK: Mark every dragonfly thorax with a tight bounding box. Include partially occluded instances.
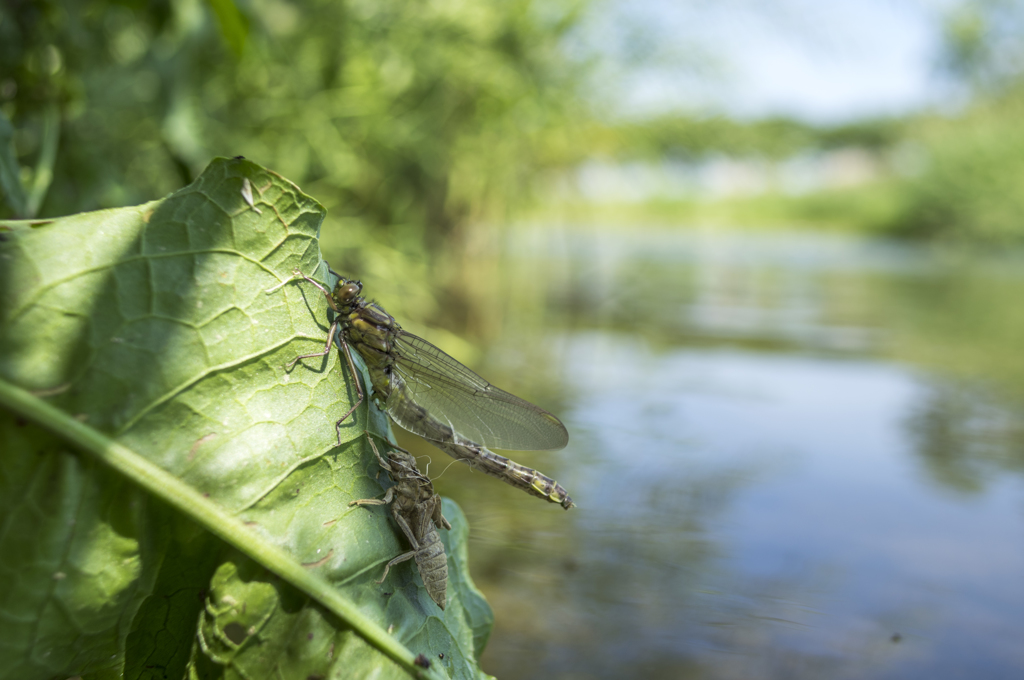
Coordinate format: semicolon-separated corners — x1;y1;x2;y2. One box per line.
346;314;393;362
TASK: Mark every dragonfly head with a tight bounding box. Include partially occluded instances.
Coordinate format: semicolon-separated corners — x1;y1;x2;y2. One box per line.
333;278;363;304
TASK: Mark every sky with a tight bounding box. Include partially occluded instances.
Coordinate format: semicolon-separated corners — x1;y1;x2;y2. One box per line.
588;0;957;123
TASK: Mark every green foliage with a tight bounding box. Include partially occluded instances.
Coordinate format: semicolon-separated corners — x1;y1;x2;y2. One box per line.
0;0;590;342
531;180;908;235
0;158;492;679
889;91;1024;242
0;0;587;257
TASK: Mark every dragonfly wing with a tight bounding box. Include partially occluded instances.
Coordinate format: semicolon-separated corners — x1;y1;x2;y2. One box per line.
385;331;568;451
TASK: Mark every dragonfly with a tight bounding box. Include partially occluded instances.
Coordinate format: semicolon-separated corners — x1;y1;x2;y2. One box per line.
287;267;575;509
350;436;450;610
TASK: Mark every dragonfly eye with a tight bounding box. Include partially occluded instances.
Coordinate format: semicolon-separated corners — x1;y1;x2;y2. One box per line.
336;281;361;300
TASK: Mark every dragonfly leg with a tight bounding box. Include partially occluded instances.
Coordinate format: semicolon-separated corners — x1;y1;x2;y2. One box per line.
349;486;396;508
362;435;393;472
392;509;421;550
284;270;341;368
377;549;416;584
291;268;341;313
365;431;412;455
363;433;420;482
332;337;365;444
415;496;449;537
286;268;371;446
426;495;452;532
285;318;339;369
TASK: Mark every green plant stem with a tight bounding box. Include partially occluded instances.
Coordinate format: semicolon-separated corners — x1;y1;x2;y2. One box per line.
0;377;446;680
0;109;27;217
25;104;60;218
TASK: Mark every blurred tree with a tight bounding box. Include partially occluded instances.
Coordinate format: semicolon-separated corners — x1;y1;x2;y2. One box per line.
886;0;1024;242
938;0;1024;93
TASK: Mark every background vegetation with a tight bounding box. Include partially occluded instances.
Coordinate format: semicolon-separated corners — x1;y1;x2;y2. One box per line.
5;1;1024;309
4;0;1024;382
1;0;589;335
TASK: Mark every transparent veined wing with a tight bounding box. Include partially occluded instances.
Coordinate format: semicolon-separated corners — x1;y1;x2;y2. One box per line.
383;331;569;451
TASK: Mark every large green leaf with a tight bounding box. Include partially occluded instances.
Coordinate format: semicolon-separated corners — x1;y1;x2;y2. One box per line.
0;157;493;680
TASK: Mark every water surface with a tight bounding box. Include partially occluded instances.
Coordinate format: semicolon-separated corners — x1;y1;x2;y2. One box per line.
419;227;1024;679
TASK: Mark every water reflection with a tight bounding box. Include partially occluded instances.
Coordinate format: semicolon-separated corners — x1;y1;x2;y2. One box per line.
426;227;1024;679
909;381;1024;493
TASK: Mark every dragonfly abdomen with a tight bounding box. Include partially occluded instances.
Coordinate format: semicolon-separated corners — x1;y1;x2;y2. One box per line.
440;440;575;510
411;525;448;608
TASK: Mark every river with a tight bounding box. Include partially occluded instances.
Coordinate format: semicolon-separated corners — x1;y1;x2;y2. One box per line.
411;226;1024;679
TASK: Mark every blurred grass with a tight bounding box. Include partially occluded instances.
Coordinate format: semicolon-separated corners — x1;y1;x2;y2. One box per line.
526;180;909;233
